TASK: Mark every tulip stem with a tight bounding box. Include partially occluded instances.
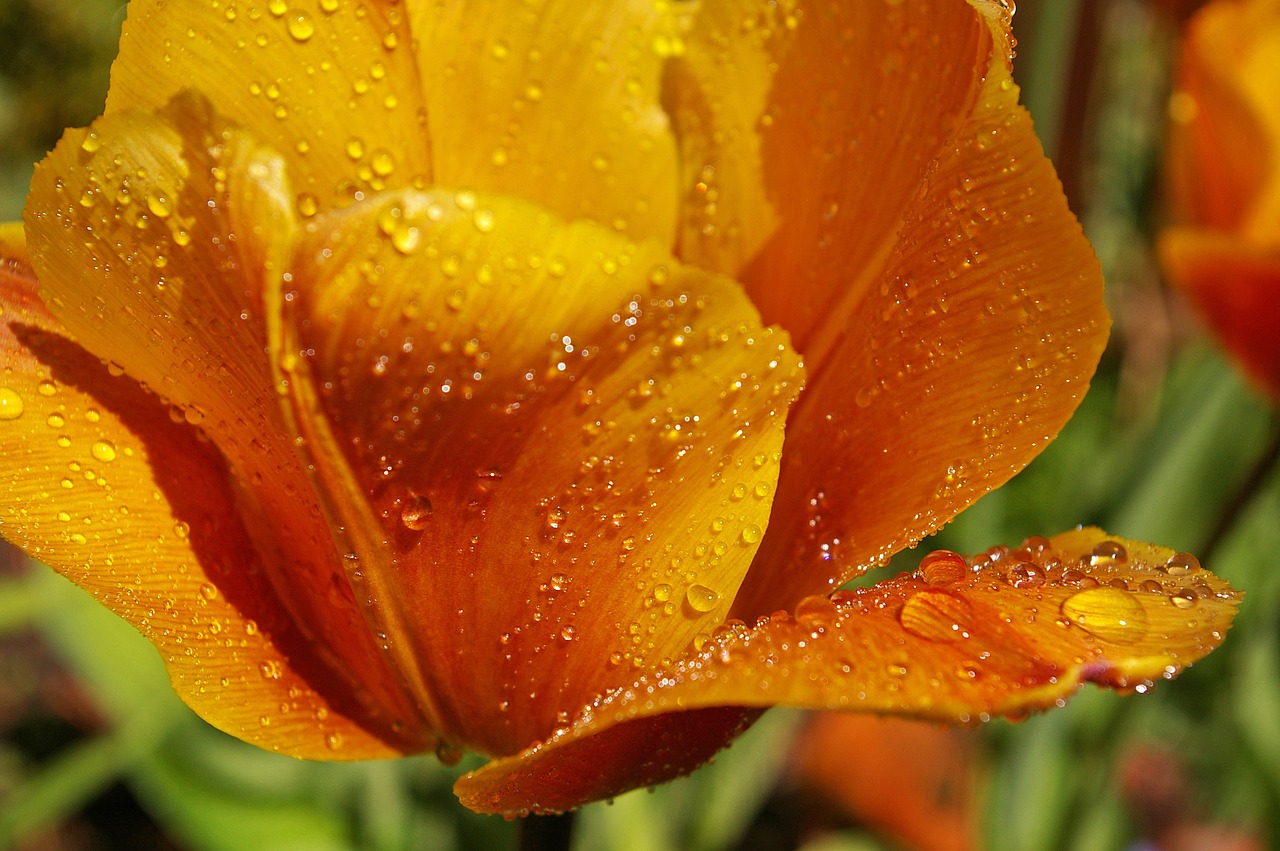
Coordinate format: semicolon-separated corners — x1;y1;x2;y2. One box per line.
517;811;575;851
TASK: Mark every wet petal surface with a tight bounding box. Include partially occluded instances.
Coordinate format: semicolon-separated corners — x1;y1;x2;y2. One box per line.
734;7;1108;616
0;245;416;759
274;186;802;756
457;529;1237;814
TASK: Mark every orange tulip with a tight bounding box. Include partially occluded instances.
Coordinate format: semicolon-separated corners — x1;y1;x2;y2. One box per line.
1160;0;1280;400
0;0;1238;816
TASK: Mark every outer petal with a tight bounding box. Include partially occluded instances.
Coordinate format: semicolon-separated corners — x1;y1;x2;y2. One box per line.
105;0;431;217
23;95;429;755
457;529;1238;815
273;187;803;757
733;4;1108;615
670;0;989;339
1159;229;1280;400
0;246;404;759
408;0;682;243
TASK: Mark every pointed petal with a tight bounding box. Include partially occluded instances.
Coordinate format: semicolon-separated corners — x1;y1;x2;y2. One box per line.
407;0;681;243
670;0;991;331
0;250;407;759
105;0;431;217
733;5;1108;615
1159;228;1280;400
23;94;429;756
273;186;803;757
457;529;1237;815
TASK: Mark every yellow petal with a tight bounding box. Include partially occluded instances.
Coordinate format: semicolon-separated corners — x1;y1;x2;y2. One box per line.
273;186;803;757
408;0;681;242
0;250;408;759
105;0;431;217
23;93;430;757
733;4;1108;616
456;529;1238;815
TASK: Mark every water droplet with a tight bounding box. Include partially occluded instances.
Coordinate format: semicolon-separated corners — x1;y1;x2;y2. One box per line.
1090;540;1128;566
401;494;432;530
36;381;57;397
46;413;65;428
345;137;365;160
1169;588;1197;609
1165;551;1200;575
1061;587;1148;644
686;584;720;613
473;209;495;233
296;192;319;217
795;595;838;632
652;583;672;603
0;387;24;419
325;732;344;750
91;440;118;463
918;550;968;586
287;12;315;41
370;149;395;177
81;131;102;153
899;589;973;642
740;524;762;545
559;625;576;642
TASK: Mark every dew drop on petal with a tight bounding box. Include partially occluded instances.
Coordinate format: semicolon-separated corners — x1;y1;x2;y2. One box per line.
0;387;24;419
898;589;973;642
400;494;432;531
91;440;117;463
918;550;968;586
287;12;315;42
1165;551;1201;575
686;584;720;613
1060;587;1148;644
1090;540;1128;566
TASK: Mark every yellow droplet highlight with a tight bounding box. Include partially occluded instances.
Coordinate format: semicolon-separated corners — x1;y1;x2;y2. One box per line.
401;495;432;531
287;12;315;42
0;388;24;420
740;524;762;545
147;193;172;218
91;440;118;463
1061;587;1148;644
686;584;720;613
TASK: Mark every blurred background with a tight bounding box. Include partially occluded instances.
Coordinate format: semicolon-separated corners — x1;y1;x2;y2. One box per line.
1;1;1277;849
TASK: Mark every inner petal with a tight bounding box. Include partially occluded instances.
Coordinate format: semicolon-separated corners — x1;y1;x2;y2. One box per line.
275;187;803;756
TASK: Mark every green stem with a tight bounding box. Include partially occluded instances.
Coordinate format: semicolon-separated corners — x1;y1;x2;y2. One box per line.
518;811;576;851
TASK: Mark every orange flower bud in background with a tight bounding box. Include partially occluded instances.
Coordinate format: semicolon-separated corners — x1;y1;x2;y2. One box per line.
1160;0;1280;401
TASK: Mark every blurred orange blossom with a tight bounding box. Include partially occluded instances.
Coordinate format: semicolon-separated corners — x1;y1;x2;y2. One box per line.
1161;0;1280;400
0;0;1239;816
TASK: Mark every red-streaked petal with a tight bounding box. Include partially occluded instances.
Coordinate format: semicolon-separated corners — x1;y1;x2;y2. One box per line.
1160;228;1280;400
407;0;682;243
0;245;411;759
733;6;1108;616
23;93;429;755
456;529;1237;815
105;0;431;217
272;187;802;757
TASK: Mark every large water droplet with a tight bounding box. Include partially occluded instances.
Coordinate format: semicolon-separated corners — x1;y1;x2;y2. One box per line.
918;550;968;586
1061;587;1148;644
898;589;973;642
91;440;118;463
686;584;720;613
400;494;432;530
0;387;24;420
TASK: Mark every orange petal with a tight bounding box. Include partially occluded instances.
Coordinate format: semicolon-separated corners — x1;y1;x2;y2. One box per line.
408;0;682;243
791;714;978;851
0;245;409;759
23;93;429;757
273;187;803;757
671;0;992;336
733;7;1108;616
457;529;1237;815
1160;228;1280;401
1166;0;1280;240
105;0;431;217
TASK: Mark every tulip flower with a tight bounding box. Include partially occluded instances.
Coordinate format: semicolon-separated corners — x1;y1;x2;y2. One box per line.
0;0;1238;817
1160;0;1280;401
